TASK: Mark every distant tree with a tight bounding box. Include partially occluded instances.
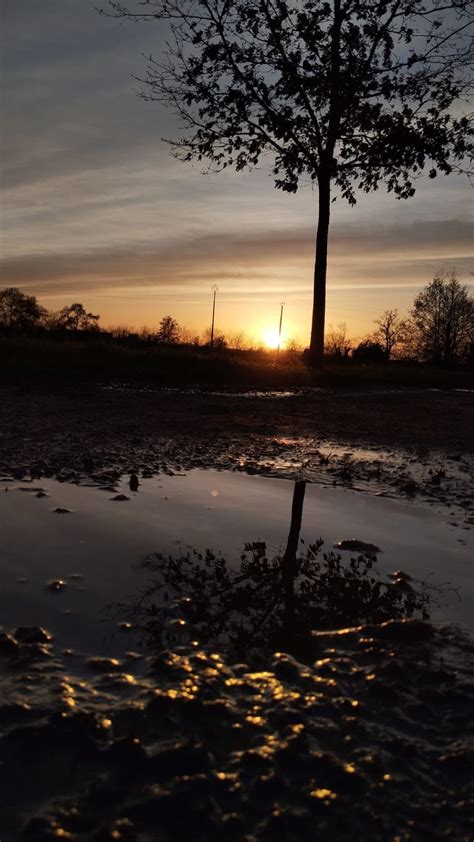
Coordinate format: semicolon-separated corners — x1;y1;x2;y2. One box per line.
139;326;155;342
179;326;199;345
0;287;46;329
103;0;473;365
410;271;473;362
324;323;352;359
227;330;248;351
352;339;386;364
373;309;408;360
203;327;228;349
55;303;100;331
156;315;181;344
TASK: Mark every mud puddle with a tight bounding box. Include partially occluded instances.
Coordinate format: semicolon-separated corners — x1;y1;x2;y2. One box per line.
0;470;472;657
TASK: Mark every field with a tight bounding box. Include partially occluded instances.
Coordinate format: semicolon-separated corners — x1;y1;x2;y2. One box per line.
1;332;474;391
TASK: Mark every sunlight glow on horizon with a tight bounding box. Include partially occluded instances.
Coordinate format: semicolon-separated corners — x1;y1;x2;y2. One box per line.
261;326;286;350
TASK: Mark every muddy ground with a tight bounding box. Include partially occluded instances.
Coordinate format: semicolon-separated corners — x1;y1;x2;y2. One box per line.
2;619;474;842
1;384;473;459
1;385;472;516
1;386;474;841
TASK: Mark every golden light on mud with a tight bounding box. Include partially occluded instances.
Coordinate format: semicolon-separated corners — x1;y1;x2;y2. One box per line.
261;326;285;350
311;788;337;800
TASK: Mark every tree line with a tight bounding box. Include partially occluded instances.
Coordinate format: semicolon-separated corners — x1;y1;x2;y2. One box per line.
1;271;472;363
325;271;473;364
0;292;101;333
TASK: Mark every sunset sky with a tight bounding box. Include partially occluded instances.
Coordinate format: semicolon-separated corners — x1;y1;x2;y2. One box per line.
1;0;473;346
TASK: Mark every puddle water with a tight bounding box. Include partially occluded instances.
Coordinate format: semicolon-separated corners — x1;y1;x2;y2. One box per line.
102;383;301;398
1;470;472;654
2;469;474;842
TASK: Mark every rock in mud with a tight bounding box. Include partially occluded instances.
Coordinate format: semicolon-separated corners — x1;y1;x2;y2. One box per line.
13;627;52;645
389;569;413;581
47;579;67;592
0;632;19;658
52;507;72;514
110;493;130;501
86;656;123;673
334;539;381;553
399;479;419;496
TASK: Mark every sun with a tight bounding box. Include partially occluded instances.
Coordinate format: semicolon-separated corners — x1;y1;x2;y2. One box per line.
262;326;284;350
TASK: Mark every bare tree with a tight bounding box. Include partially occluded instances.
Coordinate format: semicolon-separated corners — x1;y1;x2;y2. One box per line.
203;326;228;348
410;271;473;362
102;0;473;364
324;322;352;358
179;325;201;345
227;330;249;350
374;309;407;360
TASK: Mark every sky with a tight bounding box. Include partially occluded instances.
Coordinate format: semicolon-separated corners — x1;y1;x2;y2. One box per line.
1;0;473;346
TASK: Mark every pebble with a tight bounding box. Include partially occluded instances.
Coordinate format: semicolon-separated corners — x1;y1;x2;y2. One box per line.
47;579;67;592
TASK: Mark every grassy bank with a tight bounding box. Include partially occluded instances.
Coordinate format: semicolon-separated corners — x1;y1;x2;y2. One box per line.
1;333;473;390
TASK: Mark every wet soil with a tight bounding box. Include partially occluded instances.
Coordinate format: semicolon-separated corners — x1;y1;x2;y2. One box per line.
2;386;473;462
1;619;473;842
1;386;473;510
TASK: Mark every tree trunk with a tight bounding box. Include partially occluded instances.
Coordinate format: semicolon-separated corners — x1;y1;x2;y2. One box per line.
309;175;331;366
282;481;307;637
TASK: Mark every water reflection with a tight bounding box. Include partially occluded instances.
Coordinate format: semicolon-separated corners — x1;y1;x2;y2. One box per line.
1;468;469;654
117;481;432;661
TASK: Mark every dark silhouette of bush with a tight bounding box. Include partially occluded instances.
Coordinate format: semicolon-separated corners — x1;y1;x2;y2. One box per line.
352;341;387;364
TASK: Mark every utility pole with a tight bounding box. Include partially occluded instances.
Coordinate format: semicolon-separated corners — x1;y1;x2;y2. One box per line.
278;302;285;352
210;284;218;347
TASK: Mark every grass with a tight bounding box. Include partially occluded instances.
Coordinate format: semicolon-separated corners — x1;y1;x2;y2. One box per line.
1;332;473;390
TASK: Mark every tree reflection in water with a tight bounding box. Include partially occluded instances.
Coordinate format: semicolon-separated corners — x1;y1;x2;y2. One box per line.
116;482;432;661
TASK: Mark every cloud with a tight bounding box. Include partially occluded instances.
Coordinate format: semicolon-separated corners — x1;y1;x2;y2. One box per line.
1;218;472;299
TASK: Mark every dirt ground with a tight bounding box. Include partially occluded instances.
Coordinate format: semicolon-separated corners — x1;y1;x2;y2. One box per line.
1;386;473;467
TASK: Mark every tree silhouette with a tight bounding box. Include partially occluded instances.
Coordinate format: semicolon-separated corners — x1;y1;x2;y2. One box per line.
352;339;387;363
56;303;101;331
156;314;181;343
0;287;46;329
324;322;352;358
374;309;407;360
410;271;473;362
103;0;472;364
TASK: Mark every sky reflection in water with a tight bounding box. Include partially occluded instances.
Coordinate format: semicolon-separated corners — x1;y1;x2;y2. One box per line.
0;470;472;653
